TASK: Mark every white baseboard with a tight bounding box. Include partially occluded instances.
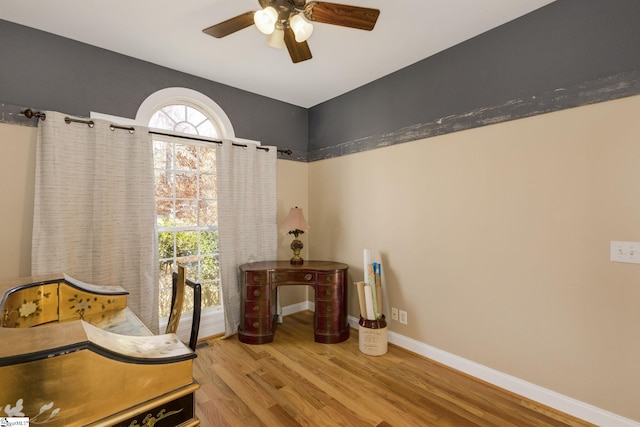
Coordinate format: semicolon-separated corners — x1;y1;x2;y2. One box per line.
282;301;314;317
345;315;639;427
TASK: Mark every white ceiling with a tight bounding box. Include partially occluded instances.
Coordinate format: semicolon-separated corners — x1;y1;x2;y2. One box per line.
2;0;554;108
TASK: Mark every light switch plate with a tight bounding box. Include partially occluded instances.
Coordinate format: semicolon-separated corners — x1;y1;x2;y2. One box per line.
610;241;640;264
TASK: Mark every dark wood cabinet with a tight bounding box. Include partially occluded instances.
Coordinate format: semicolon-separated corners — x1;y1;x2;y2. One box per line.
239;261;350;344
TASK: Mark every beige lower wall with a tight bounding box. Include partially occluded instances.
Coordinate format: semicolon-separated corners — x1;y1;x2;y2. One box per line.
276;158;310;306
308;94;640;421
0;123;36;280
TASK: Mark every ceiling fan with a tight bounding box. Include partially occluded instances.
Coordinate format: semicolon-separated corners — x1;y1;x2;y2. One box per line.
203;1;380;63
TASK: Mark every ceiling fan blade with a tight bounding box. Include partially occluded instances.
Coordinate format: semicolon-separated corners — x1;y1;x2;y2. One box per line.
284;27;312;63
304;1;380;31
203;11;255;38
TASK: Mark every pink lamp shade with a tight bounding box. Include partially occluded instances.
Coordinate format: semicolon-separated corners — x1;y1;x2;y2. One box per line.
281;207;309;232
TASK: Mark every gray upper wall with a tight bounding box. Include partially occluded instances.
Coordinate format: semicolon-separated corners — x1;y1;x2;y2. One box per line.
2;0;640;162
0;19;309;157
308;0;640;159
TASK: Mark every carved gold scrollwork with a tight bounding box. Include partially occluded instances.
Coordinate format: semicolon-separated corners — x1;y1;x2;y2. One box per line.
128;408;183;427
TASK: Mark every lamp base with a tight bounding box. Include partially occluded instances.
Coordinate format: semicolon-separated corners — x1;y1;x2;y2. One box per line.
290;238;304;265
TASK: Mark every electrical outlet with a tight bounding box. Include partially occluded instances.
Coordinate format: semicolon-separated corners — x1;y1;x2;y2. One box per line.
399;310;407;325
391;307;398;321
610;241;640;264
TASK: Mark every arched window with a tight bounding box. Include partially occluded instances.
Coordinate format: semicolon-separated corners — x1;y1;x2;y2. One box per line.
149;103;220;137
137;88;235;341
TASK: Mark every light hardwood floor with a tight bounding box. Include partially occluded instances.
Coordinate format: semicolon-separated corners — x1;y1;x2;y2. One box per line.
193;311;594;426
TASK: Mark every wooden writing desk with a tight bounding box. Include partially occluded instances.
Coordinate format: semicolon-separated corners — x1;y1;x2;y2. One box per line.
0;273;199;427
238;261;350;344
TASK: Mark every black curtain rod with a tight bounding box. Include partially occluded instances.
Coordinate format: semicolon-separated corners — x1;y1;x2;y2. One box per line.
149;131;292;155
20;109;293;156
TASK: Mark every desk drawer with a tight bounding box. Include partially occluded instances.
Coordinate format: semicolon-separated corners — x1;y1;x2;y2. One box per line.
315;314;343;334
246;285;268;301
243;315;272;334
245;272;267;285
318;272;340;284
245;300;268;316
270;271;316;284
316;283;342;300
315;299;341;315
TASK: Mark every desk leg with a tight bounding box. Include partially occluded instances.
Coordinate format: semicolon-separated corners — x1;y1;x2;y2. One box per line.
277;286;283;324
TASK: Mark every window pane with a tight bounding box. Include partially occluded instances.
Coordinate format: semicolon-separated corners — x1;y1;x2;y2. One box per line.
200;254;220;281
162;105;186;123
186;107;207;126
153;140;171;169
201;283;220;310
156;199;174;225
199;200;218;226
199;174;217;199
175;144;197;170
155;171;173;198
196;120;217;138
175;172;197;199
150;110;175;130
149;103;221;137
175;231;198;257
198;147;216;173
158;232;175;260
200;231;219;255
159;283;173;317
175;200;198;226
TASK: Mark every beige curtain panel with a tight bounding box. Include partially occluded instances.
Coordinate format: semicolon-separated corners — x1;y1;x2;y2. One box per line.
32;111;159;333
217;141;277;337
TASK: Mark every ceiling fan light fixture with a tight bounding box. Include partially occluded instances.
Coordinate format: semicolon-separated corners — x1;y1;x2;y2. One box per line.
267;27;286;49
289;14;314;43
254;6;278;35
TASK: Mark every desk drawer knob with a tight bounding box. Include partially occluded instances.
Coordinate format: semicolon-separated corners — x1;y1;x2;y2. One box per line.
326;276;334;283
305;274;313;281
253;321;260;328
253;306;261;313
325;289;333;296
325;306;333;313
253;289;261;297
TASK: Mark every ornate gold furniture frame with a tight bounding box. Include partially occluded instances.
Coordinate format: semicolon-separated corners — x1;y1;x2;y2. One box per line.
0;273;200;426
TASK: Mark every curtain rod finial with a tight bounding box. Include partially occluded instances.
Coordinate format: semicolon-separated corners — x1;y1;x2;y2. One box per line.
21;108;46;121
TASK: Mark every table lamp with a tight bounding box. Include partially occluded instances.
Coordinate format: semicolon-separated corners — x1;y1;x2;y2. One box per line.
281;207;309;265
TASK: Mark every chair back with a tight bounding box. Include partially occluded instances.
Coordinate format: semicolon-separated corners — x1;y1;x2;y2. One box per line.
168;266;202;351
166;265;186;335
